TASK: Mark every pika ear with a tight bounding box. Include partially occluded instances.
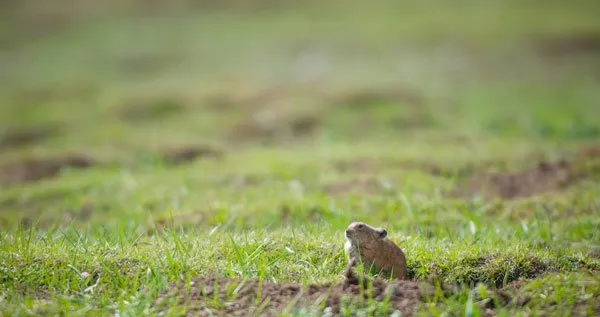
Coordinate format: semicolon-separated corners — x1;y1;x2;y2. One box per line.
378;229;387;239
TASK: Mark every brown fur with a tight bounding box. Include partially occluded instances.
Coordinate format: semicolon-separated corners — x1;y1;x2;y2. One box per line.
344;221;407;280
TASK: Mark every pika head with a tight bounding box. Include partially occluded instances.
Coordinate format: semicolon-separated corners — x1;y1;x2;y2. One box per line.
345;222;387;242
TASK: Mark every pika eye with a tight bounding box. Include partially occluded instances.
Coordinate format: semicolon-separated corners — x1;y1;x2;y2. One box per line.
357;224;364;229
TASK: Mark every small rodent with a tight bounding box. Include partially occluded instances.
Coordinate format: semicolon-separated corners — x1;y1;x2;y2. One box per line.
344;221;407;280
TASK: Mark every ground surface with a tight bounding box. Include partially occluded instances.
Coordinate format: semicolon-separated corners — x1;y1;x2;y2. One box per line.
1;0;600;316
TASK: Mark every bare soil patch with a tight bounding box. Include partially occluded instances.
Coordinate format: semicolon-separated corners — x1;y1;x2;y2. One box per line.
449;158;595;200
0;154;96;185
156;276;425;317
0;124;61;149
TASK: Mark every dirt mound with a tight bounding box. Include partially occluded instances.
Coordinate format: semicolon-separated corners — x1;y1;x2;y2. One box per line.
0;154;96;185
156;276;425;316
449;159;590;200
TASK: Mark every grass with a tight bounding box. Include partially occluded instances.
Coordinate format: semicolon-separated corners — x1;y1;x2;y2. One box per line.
1;0;600;316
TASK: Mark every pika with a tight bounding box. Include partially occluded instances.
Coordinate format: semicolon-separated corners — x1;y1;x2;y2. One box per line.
344;221;407;280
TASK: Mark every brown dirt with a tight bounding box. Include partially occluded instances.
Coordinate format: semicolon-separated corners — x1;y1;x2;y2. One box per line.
159;145;224;165
449;159;592;200
155;270;600;317
0;124;61;149
0;154;96;185
155;275;426;317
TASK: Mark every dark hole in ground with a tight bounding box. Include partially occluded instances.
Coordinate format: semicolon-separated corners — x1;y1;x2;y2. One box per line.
0;124;61;149
0;154;96;185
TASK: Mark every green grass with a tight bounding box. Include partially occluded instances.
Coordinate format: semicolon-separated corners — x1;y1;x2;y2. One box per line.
1;0;600;316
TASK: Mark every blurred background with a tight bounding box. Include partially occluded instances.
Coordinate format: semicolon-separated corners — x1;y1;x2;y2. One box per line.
0;0;599;228
2;0;600;148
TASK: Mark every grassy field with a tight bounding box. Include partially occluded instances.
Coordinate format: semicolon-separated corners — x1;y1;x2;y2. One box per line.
1;0;600;316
